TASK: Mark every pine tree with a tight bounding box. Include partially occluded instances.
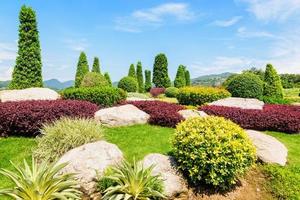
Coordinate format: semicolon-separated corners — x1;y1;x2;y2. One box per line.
9;5;43;89
152;53;171;88
104;72;112;86
174;65;186;88
128;64;136;78
92;57;100;74
185;69;191;86
263;64;283;98
74;52;89;88
144;70;152;92
136;61;144;93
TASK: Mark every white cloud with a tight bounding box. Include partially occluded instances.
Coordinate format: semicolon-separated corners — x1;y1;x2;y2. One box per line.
115;3;196;32
0;42;16;62
213;16;242;27
240;0;300;21
0;66;13;81
237;27;277;38
64;38;89;51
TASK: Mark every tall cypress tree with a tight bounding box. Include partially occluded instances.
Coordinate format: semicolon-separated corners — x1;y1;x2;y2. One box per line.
185;70;191;86
136;61;144;93
104;72;112;86
9;5;43;89
263;64;283;98
174;65;186;88
144;70;152;92
74;52;89;88
128;64;136;78
152;53;171;88
92;57;100;74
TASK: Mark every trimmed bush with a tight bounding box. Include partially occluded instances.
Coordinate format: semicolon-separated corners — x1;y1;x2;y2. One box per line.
150;88;165;98
118;76;138;92
61;86;126;107
264;64;283;99
152;53;171;88
92;57;101;73
173;117;256;189
104;72;112;86
126;100;184;127
177;86;231;106
80;72;108;88
144;70;152;92
128;64;136;78
136;61;144;93
174;65;186;88
200;104;300;133
185;70;191;86
34;118;103;163
226;73;264;98
75;52;89;88
165;87;179;98
0;100;98;137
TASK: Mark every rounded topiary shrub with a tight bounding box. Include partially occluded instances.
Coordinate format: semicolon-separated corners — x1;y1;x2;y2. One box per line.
118;76;138;92
165;87;179;98
172;116;256;189
80;72;108;88
226;73;264;98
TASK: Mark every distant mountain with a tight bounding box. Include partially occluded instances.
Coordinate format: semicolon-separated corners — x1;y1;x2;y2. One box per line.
0;80;10;88
0;79;74;90
192;72;235;86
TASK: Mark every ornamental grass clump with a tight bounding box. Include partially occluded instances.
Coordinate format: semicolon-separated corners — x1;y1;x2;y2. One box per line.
172;116;256;189
34;117;103;163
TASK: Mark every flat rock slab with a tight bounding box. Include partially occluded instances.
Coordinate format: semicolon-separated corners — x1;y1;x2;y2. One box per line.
246;130;288;166
94;104;150;127
142;153;188;199
0;87;60;102
57;141;123;194
178;109;208;119
208;97;264;110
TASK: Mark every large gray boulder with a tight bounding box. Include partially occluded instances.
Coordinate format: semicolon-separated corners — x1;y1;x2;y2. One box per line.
208;97;264;110
94;104;150;127
142;153;188;199
178;109;207;119
0;87;60;102
57;141;123;194
246;130;288;166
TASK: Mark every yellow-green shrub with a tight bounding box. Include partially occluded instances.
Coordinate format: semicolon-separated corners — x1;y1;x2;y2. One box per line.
172;116;256;189
176;86;231;106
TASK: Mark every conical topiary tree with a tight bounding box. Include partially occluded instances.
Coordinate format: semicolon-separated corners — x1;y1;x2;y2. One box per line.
104;72;112;86
128;64;136;78
92;57;101;74
263;64;283;99
136;61;144;93
75;52;89;88
144;70;152;92
9;5;43;89
152;53;171;88
185;69;191;86
174;65;186;88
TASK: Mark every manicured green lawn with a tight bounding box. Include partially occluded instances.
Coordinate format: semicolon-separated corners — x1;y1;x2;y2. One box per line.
284;88;300;103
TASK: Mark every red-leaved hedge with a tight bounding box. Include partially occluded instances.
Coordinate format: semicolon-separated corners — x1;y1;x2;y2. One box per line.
200;104;300;133
150;88;166;97
126;100;184;127
0;100;99;137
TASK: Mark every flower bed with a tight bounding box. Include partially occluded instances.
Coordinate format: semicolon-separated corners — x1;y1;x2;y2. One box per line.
200;104;300;133
126;100;184;127
0;100;99;137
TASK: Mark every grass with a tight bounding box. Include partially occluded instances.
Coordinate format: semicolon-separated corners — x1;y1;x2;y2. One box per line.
284;88;300;103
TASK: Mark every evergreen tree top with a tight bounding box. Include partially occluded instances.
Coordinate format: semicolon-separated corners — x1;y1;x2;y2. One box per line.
92;57;101;73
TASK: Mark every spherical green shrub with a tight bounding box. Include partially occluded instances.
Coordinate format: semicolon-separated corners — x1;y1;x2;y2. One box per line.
172;117;256;189
118;76;138;92
80;72;108;88
165;87;179;98
226;73;264;98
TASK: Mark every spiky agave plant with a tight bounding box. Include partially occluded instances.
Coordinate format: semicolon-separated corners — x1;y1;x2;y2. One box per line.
0;158;82;200
102;160;165;200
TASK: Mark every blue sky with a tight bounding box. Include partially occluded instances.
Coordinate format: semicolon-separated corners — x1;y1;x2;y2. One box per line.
0;0;300;81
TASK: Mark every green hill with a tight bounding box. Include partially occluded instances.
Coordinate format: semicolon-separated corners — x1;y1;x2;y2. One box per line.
192;72;234;86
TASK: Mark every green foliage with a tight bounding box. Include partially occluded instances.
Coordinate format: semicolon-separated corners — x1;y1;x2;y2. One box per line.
92;57;101;73
165;87;179;98
75;52;89;88
174;65;186;88
222;74;238;88
226;73;264;98
280;74;300;89
177;86;231;106
260;96;292;105
99;160;165;200
61;86;126;106
0;158;81;199
152;53;171;88
34;118;103;163
9;5;43;89
128;64;136;78
80;72;108;88
118;76;138;92
185;70;191;86
173;117;256;189
243;67;265;80
104;72;112;86
127;92;150;99
144;70;152;92
264;64;284;99
136;61;144;93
